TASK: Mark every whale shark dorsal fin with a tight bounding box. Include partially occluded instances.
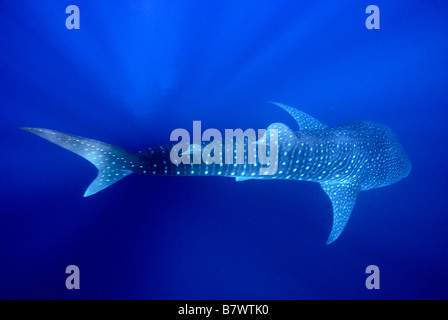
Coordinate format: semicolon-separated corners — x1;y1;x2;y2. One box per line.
270;102;328;131
320;182;360;244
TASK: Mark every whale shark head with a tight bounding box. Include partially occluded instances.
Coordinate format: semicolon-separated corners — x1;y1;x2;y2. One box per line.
270;102;411;243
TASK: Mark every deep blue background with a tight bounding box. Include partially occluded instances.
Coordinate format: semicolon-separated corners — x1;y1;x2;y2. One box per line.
1;0;447;299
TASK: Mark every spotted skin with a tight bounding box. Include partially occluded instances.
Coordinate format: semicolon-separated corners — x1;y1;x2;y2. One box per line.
21;103;411;243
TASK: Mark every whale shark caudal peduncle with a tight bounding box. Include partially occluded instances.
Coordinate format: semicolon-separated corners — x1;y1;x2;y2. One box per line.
21;103;411;243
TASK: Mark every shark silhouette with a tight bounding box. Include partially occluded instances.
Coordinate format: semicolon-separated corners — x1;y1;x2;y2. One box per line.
21;103;411;243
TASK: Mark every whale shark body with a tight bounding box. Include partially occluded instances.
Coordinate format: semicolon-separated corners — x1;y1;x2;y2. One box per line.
21;103;411;243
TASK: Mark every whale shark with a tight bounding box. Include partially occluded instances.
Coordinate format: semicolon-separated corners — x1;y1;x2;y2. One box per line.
21;103;411;243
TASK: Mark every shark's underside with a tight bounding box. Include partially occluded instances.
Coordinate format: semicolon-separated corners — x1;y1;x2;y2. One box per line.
21;103;411;243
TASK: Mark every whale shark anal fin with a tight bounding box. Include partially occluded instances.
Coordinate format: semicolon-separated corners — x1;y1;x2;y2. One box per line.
235;177;252;182
320;182;360;244
269;102;328;131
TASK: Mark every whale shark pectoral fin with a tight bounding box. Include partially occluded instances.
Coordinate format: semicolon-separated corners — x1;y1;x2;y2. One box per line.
320;182;360;244
269;102;328;131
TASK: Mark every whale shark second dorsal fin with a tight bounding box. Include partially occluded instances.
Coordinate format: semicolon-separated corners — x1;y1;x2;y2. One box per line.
320;182;360;244
255;122;299;150
270;102;328;131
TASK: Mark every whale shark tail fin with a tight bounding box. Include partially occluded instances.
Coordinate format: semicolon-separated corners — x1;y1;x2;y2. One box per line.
20;127;142;197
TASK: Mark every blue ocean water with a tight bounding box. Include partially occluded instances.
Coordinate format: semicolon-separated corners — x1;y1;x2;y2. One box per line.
1;0;447;299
